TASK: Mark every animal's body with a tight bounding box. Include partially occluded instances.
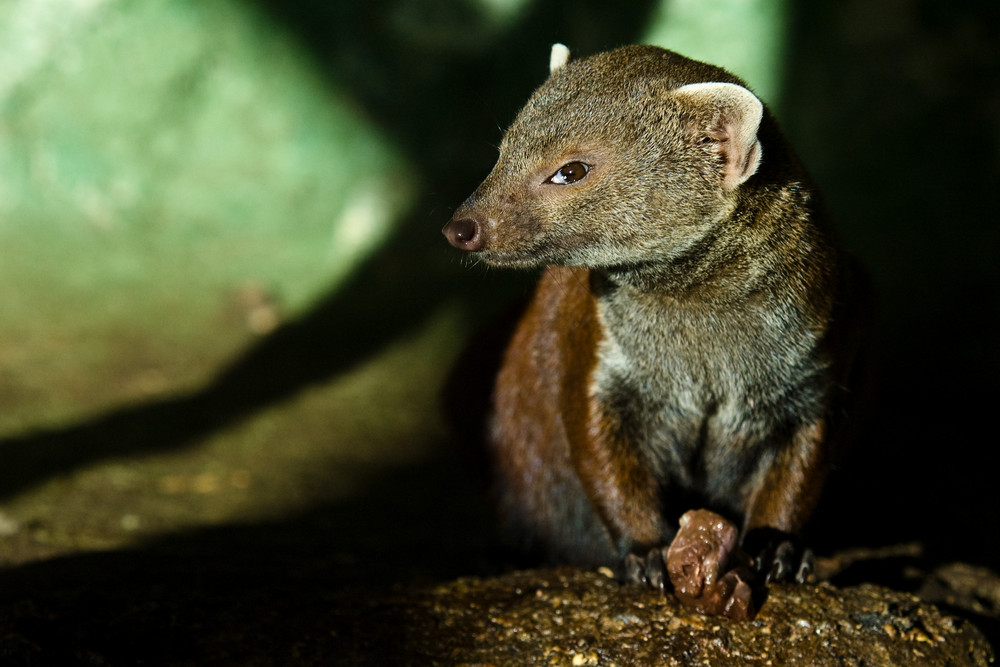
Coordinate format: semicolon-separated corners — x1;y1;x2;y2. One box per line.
443;45;868;581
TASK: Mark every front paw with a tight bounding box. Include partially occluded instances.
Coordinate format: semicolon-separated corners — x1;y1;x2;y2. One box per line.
742;527;814;584
622;547;667;591
623;547;669;590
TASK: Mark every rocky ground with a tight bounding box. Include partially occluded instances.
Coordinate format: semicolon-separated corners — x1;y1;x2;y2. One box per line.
0;530;996;665
0;246;997;665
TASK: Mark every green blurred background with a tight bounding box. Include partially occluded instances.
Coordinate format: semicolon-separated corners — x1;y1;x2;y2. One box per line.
0;0;998;574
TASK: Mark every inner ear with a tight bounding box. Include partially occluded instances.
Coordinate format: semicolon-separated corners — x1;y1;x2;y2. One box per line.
673;82;764;191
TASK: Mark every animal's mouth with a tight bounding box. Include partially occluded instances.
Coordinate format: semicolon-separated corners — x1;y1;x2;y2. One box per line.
479;241;562;269
480;231;614;270
479;253;544;269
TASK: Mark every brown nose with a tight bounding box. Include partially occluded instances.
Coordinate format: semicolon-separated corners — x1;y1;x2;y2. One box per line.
442;217;482;251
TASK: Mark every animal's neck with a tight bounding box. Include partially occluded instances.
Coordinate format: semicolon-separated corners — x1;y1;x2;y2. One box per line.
594;240;755;306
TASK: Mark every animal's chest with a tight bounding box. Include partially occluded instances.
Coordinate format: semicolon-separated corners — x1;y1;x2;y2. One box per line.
591;294;820;490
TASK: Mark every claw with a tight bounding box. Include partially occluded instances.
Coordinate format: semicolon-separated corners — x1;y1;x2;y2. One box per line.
795;548;815;584
744;527;813;584
622;548;669;590
766;540;795;582
646;548;667;590
624;552;647;585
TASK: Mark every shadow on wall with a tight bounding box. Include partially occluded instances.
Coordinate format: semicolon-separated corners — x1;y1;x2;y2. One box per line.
0;0;660;498
1;0;999;573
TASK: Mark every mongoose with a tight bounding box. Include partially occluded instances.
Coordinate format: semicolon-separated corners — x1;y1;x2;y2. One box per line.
443;45;868;584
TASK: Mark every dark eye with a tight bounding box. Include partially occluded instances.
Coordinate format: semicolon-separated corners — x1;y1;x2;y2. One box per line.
547;161;590;185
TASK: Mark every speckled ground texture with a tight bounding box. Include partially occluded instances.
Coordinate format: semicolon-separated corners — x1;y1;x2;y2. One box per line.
344;569;993;666
1;557;994;665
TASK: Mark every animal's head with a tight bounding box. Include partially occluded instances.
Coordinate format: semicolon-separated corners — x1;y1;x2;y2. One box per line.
443;45;765;269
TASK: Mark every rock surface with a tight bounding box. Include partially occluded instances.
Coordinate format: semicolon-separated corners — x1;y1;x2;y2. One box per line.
331;568;994;666
0;525;995;664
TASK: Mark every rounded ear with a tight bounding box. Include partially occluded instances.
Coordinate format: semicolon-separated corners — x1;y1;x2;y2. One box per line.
672;82;764;191
549;43;571;75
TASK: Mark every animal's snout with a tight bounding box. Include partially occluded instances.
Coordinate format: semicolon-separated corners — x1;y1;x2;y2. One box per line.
442;217;482;251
